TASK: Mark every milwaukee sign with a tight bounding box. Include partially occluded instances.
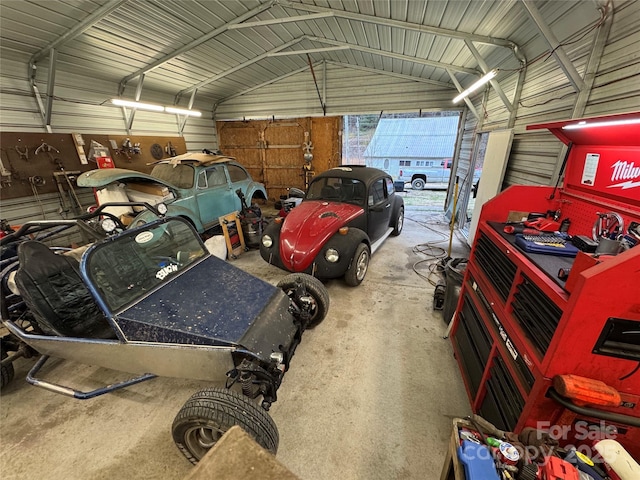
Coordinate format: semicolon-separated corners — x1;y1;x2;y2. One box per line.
609;160;640;190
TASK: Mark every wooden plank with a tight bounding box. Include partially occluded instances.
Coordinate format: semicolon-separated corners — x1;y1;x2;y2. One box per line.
218;211;245;260
183;426;299;480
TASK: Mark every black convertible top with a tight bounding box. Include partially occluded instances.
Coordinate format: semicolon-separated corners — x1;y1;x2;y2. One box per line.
314;165;388;185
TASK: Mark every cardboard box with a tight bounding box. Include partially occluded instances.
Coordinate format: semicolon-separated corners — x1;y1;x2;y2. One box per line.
125;188;174;212
119;214;135;226
127;182;170;197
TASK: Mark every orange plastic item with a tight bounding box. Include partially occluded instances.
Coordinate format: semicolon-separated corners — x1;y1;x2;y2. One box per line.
553;374;621;407
541;456;580;480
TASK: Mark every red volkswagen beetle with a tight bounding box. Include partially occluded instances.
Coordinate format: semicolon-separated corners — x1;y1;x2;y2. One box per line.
260;166;404;286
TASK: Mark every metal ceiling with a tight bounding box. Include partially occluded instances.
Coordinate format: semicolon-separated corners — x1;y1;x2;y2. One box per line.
0;0;605;113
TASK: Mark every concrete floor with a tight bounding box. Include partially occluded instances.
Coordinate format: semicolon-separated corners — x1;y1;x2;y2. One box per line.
0;205;471;479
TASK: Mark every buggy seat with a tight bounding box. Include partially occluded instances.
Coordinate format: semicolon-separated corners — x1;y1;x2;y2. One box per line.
14;241;115;339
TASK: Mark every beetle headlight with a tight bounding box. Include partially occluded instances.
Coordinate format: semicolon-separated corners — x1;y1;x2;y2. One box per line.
325;248;340;263
156;203;168;216
101;218;117;233
262;235;273;248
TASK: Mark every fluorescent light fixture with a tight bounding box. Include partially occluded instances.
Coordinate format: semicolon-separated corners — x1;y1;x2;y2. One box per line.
452;69;497;104
111;99;202;117
111;98;164;112
165;106;202;117
562;118;640;130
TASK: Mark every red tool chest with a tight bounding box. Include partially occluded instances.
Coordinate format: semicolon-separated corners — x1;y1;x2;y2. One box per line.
449;112;640;459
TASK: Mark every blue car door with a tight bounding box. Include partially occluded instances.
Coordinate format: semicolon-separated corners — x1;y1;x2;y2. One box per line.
195;165;237;228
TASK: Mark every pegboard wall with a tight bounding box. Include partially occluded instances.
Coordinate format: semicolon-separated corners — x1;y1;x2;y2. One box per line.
0;132;187;200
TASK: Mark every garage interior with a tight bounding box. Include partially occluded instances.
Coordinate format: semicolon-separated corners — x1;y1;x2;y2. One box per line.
1;1;639;479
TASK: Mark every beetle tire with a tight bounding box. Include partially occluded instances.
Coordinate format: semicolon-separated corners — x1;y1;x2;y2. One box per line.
172;387;279;465
392;206;404;236
1;350;15;390
411;178;425;190
345;243;370;287
277;273;329;327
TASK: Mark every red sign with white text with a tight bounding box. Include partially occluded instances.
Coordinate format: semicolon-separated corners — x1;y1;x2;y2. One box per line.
564;145;640;208
96;156;115;169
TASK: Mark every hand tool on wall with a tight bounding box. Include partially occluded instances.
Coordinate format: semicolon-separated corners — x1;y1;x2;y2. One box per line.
14;145;29;161
165;142;177;157
35;142;60;163
0;150;13;187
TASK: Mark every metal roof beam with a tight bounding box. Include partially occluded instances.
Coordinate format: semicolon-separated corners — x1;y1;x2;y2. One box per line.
176;37;304;100
29;0;127;65
268;46;350;56
325;61;455;89
520;0;584;92
307;36;480;75
227;12;332;29
447;69;480;120
464;40;513;112
278;0;520;51
44;49;57;128
120;0;275;91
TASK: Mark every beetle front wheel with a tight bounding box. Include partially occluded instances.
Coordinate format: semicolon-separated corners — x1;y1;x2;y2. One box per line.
345;243;370;287
172;387;279;465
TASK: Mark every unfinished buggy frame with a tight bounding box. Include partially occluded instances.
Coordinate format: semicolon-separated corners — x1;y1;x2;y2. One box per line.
0;202;329;464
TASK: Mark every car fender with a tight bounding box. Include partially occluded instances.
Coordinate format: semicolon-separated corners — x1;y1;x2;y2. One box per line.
389;196;404;226
326;227;369;258
130;205;204;232
245;182;267;201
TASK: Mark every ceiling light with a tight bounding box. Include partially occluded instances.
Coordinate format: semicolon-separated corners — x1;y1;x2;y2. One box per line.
562;118;640;130
165;107;202;117
111;99;202;117
111;98;164;112
452;70;497;104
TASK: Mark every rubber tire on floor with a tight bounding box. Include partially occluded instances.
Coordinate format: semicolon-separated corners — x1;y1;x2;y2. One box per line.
172;387;279;465
411;178;425;190
277;273;330;328
1;350;15;390
392;206;404;236
345;243;370;287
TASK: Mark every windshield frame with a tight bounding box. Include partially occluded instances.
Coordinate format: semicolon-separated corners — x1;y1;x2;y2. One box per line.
306;176;367;206
81;217;208;314
150;163;195;189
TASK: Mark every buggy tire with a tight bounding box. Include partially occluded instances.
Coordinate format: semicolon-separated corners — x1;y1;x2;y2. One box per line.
345;243;370;287
277;273;329;327
172;387;278;465
1;350;14;390
392;206;404;236
411;178;425;190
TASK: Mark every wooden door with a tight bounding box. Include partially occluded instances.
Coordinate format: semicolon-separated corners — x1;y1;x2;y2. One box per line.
217;117;342;201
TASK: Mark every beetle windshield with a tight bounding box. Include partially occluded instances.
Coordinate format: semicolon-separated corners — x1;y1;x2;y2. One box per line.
306;177;366;206
150;163;194;189
85;219;207;312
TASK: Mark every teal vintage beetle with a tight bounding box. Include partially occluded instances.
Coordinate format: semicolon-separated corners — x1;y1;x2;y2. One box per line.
78;152;267;233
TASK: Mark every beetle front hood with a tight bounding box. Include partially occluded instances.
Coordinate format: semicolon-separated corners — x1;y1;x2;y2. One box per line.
280;200;364;271
77;168;177;190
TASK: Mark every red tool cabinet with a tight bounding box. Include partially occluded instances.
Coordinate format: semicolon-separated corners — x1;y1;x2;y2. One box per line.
449;112;640;459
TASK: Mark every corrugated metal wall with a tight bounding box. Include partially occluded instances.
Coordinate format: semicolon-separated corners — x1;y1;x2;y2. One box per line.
0;58;218;150
446;0;640;227
0;57;218;224
214;62;456;119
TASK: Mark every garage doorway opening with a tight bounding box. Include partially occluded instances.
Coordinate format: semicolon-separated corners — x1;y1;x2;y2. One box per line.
342;112;460;211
